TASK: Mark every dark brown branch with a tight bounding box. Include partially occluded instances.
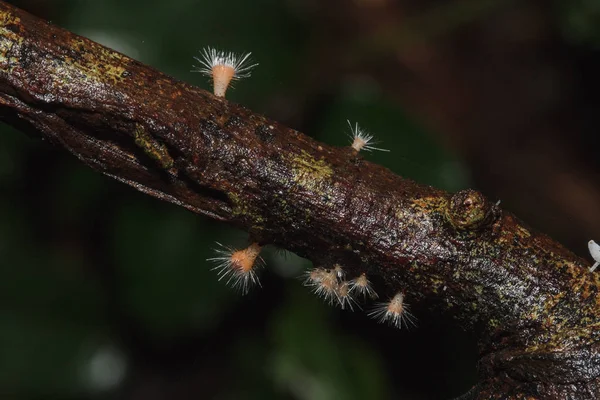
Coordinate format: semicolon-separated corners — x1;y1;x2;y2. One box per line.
0;3;598;399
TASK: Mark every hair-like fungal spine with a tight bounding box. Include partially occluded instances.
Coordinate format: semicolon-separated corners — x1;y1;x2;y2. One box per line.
207;242;263;294
302;267;357;310
335;281;357;311
334;264;345;280
301;267;327;288
348;273;378;300
368;292;416;329
303;268;339;305
347;120;390;153
193;47;258;97
589;240;600;272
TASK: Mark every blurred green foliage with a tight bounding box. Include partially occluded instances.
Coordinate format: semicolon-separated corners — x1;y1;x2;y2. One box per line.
556;0;600;48
0;0;474;399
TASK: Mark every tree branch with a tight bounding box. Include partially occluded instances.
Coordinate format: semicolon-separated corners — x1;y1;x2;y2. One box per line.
0;2;598;398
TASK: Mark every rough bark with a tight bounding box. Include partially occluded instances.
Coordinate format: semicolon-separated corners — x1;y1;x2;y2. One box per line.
0;2;598;399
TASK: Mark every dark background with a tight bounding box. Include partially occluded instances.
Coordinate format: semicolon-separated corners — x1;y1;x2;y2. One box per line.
1;0;599;399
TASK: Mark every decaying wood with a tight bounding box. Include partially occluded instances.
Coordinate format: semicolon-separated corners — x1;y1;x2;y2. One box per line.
0;2;598;398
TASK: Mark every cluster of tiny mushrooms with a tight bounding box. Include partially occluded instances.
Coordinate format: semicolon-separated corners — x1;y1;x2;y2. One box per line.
193;47;600;330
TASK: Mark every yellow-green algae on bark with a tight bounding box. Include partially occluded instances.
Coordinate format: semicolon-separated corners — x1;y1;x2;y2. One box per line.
0;13;22;73
133;124;174;169
290;150;333;193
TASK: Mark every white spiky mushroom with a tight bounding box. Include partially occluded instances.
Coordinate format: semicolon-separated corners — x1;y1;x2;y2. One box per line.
333;264;345;279
303;268;339;305
347;120;390;153
368;292;416;329
589;240;600;272
335;281;357;311
207;242;263;294
193;47;258;97
348;273;378;299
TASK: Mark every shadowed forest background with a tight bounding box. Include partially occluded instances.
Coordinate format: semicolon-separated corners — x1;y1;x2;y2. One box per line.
1;0;599;399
